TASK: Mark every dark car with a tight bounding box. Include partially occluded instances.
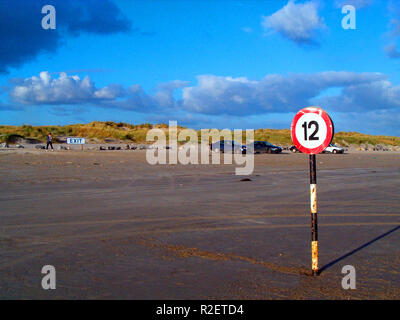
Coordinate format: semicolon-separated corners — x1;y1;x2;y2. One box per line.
210;140;246;154
246;141;282;154
290;145;301;153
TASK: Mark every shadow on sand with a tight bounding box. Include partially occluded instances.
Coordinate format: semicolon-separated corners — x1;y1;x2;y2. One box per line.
319;225;400;274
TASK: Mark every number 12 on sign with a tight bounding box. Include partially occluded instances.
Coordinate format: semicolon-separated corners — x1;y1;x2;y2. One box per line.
302;121;319;141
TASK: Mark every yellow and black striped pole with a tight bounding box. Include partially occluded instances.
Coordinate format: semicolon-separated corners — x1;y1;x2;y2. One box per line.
309;154;318;276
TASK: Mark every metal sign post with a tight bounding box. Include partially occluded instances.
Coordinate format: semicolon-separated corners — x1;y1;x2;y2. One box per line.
309;154;318;275
291;106;334;276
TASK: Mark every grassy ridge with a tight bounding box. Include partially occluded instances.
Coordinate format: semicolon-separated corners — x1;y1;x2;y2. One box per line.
253;129;400;146
0;121;399;146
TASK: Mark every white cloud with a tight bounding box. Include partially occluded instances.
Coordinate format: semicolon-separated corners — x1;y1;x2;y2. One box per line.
10;71;125;104
153;80;189;108
9;72;185;112
8;71;400;122
314;77;400;112
181;72;392;115
261;0;325;45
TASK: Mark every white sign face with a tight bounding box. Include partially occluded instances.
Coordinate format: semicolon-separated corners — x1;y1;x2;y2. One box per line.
67;138;85;144
294;113;327;150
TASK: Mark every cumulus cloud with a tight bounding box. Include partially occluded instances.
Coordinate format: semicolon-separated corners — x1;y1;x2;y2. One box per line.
97;80;189;113
10;71;125;104
0;0;131;73
8;72;186;114
153;80;189;108
261;0;325;45
181;72;392;115
314;77;400;112
7;71;400;119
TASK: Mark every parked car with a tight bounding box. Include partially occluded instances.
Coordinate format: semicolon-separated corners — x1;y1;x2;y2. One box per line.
290;145;301;153
323;143;344;154
290;144;344;154
210;140;246;154
246;141;282;154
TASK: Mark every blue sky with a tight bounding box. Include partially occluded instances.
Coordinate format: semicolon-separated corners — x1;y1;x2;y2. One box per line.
1;0;400;135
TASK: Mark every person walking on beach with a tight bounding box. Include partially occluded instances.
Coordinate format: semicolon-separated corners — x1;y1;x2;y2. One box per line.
46;133;54;150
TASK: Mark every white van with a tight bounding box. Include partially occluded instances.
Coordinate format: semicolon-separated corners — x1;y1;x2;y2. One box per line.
323;143;344;154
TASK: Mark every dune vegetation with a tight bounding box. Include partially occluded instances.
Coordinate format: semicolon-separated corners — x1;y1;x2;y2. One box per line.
0;121;399;146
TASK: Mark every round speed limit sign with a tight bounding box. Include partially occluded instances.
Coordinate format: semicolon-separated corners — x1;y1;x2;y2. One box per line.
291;107;334;154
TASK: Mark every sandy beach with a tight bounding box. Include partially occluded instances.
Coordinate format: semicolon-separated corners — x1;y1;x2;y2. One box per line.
0;148;399;299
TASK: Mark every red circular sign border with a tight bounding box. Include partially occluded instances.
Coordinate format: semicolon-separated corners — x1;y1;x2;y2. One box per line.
291;107;334;154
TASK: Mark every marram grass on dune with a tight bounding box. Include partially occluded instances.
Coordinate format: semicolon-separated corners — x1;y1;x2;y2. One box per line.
0;122;399;146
